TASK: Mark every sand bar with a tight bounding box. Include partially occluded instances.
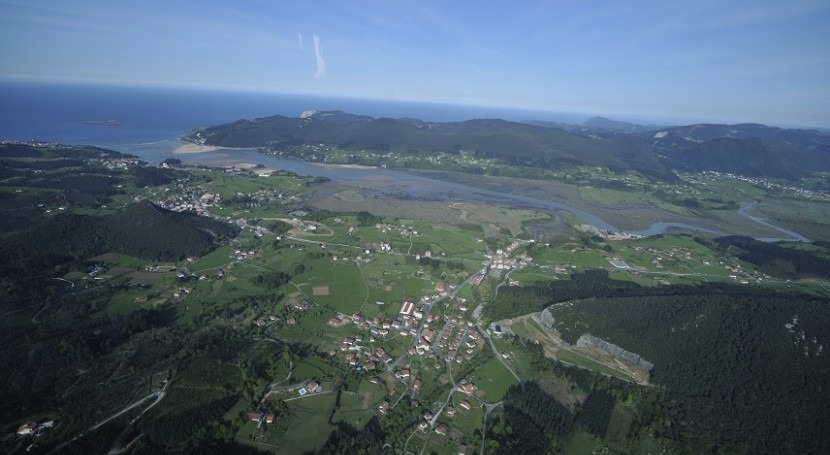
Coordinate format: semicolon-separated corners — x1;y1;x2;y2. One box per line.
172;142;231;154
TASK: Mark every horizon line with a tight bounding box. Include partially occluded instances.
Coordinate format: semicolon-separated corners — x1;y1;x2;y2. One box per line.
0;77;825;130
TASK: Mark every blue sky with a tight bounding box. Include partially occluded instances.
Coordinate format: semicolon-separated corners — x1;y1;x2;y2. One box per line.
1;0;828;127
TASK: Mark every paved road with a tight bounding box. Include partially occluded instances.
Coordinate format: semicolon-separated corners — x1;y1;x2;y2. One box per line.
53;383;168;454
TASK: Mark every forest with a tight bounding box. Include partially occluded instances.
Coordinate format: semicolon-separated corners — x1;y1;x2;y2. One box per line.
710;235;830;278
545;292;830;454
187;111;830;181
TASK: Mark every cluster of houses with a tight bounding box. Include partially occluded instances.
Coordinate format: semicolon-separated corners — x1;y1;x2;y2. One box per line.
230;248;258;261
407;381;477;435
630;245;696;271
247;411;276;425
336;337;392;371
338;305;432;341
253;315;278;327
253;381;321;425
171;286;193;300
487;245;531;271
155;182;220;217
699;170;829;201
328;295;485;373
435;316;481;364
99;156;142;170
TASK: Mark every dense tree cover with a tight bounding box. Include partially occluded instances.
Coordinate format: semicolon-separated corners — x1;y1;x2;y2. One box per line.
488;343;672;454
0;142;129;159
189;111;830;181
141;394;241;447
260;219;291;235
576;390;615;437
499;382;575;448
666;137;823;180
27;172;121;194
711;235;830;278
0;201;239;273
356;210;383;226
252;271;292;290
547;293;830;454
1;157;86;169
484;270;644;320
57;420;128;454
131;165;185;187
133;439;272;455
484;268;813;321
304;419;386;455
0;146;285;453
189;112;662;176
161;157;183;166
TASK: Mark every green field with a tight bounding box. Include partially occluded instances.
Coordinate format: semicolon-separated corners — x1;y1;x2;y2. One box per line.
561;429;604;455
579;186;691;215
468;357;519;402
331;380;387;429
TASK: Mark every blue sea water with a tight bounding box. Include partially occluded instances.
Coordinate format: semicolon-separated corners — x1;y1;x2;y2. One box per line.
0;81;585;158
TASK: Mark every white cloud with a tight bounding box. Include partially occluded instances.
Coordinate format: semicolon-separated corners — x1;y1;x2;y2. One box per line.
313;33;326;79
298;32;304;51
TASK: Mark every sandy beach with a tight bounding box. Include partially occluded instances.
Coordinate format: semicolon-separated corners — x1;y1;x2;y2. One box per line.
171;142;228;154
315;162;378;169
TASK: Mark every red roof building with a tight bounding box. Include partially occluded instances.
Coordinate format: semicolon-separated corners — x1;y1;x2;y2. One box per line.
400;301;415;315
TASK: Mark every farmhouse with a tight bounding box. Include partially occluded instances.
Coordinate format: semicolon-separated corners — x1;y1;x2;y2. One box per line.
395;369;411;379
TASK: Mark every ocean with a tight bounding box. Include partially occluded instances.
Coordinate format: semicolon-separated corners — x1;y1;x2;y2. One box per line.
0;81;585;160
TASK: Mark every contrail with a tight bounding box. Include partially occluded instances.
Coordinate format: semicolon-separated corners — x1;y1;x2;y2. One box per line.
298;33;304;51
313;34;327;79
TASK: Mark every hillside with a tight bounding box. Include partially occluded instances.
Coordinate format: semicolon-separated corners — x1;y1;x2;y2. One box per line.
187;111;666;177
1;201;239;267
545;292;830;454
188;111;830;180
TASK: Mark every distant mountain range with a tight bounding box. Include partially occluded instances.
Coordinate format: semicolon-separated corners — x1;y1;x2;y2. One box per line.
186;111;830;181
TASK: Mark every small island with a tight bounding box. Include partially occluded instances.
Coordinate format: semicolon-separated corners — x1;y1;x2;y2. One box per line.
81;119;121;126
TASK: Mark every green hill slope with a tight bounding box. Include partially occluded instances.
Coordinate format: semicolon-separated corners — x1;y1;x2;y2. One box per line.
545;292;830;454
1;201;239;267
188;111;830;180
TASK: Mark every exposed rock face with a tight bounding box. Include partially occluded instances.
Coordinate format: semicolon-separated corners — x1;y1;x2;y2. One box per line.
540;308;556;329
541;307;654;372
576;334;654;372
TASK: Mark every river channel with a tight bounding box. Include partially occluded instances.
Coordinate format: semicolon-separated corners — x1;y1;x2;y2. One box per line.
144;148;808;242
